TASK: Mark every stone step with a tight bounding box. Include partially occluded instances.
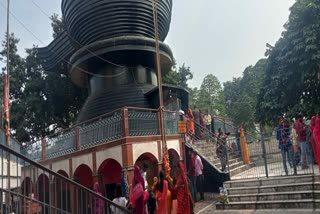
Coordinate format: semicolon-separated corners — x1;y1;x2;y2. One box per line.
229;164;252;177
214;158;243;168
215;161;245;171
195;149;216;155
216;199;320;210
199;150;216;157
224;174;317;188
228;191;320;202
227;182;320;195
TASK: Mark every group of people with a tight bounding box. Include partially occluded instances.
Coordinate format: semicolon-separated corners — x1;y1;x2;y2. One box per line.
187;150;205;203
185;105;212;142
276;112;320;175
184;106;230;172
129;162;193;214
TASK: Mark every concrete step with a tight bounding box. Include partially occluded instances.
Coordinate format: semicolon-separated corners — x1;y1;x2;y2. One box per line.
214;161;245;172
216;199;320;210
228;161;246;171
228;191;320;202
227;182;320;195
215;158;243;169
224;174;317;188
229;164;252;177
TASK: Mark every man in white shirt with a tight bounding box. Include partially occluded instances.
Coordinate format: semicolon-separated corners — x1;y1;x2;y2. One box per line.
194;152;204;201
203;111;212;142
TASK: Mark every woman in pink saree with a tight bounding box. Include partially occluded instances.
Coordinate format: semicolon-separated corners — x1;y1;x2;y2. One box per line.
92;182;104;214
156;171;168;214
131;166;145;214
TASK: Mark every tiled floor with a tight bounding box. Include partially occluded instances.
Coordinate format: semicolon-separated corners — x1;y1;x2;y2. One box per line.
194;197;216;214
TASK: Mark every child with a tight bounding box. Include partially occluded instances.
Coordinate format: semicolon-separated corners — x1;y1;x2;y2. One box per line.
111;183;128;214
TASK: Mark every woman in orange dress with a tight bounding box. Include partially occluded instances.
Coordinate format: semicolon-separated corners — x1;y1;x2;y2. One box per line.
188;108;195;140
156;171;168;214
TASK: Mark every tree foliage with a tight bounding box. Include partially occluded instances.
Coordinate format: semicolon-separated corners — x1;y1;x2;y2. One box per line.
256;0;320;124
162;63;193;89
50;13;66;39
0;15;87;142
197;74;226;116
224;59;266;129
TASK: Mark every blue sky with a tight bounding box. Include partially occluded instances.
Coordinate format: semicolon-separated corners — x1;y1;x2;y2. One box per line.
0;0;295;88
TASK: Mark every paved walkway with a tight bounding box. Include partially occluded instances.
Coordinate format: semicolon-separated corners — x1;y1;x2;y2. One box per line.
194;193;217;214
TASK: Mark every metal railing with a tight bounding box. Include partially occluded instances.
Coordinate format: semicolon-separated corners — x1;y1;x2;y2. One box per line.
18;107;180;162
128;108;159;136
164;110;179;135
80;112;123;149
232;127;315;180
0;143;131;214
185;116;317;181
216;121;316;180
186;120;240;175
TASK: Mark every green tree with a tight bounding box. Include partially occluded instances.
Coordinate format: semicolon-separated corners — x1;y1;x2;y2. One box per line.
198;74;225;116
177;64;193;89
0;34;28;139
224;59;266;129
162;63;193;90
50;13;66;39
256;0;320;124
162;64;179;86
189;87;199;107
0;15;87;142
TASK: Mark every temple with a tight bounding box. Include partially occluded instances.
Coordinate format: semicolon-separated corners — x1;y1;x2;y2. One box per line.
20;0;188;209
37;0;188;122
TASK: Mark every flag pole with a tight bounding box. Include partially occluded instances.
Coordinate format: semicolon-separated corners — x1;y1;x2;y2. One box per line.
5;0;11;212
6;0;10;143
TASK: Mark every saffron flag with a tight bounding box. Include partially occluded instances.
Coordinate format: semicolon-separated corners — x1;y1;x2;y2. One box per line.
3;74;9;137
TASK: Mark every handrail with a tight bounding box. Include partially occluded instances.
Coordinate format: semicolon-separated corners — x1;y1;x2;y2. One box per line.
0;143;131;213
127;106;159;112
23;106;161;144
1;188;71;214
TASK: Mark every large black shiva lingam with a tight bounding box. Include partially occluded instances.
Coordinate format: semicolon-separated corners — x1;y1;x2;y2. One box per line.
39;0;188;122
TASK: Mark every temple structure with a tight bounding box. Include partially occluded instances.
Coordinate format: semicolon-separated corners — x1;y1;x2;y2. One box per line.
38;0;188;122
20;0;188;210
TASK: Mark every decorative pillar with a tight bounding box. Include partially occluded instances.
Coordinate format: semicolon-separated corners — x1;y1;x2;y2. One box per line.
41;137;46;161
75;127;81;151
157;111;162;135
122;108;129;137
122;143;133;195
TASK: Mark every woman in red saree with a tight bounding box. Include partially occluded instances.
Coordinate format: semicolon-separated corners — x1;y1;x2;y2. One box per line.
313;114;320;172
156;171;168;214
131;166;145;214
310;117;317;163
176;162;190;214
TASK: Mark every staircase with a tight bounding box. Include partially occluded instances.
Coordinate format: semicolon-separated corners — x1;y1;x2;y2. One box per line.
190;139;251;177
216;174;320;210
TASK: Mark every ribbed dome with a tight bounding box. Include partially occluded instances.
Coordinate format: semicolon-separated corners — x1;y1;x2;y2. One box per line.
61;0;172;45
